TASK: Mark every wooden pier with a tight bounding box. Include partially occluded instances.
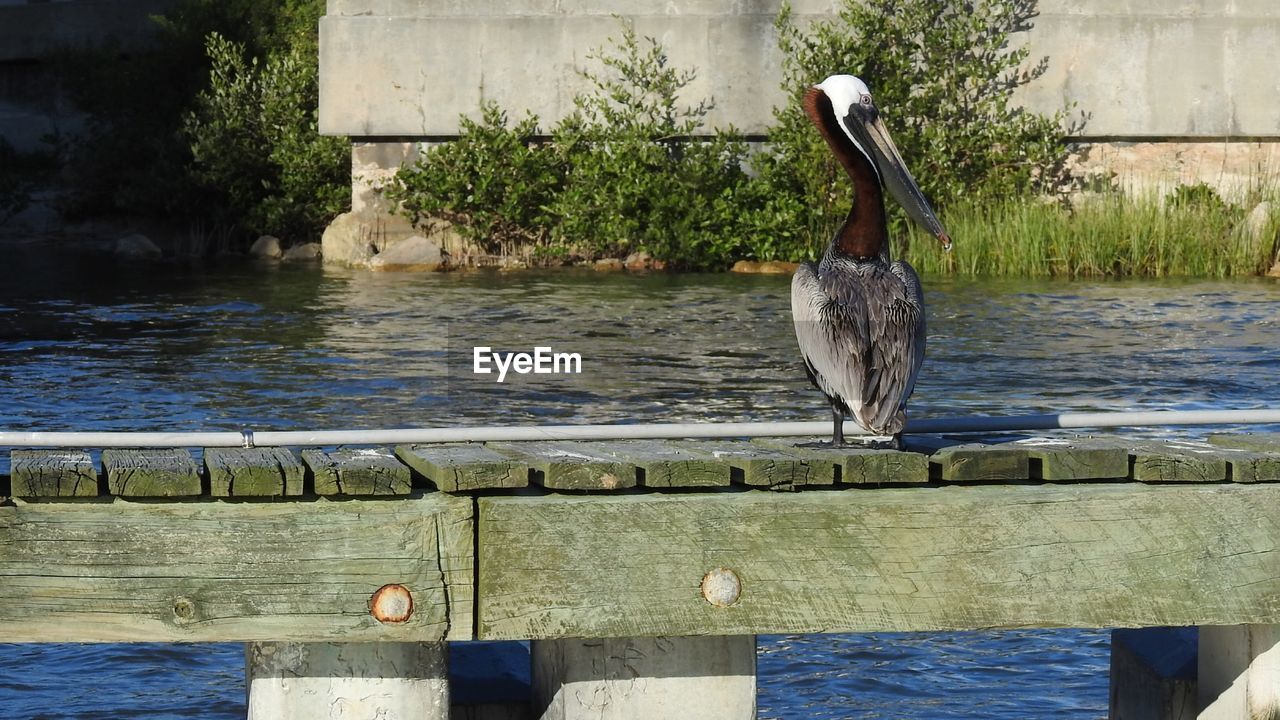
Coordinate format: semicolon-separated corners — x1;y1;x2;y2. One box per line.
2;432;1279;718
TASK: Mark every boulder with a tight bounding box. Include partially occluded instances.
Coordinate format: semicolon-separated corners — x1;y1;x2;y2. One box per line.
624;251;653;271
593;258;624;272
1268;260;1280;278
730;259;799;274
730;260;760;273
282;242;323;262
369;235;448;272
249;235;283;260
113;233;162;261
320;211;377;267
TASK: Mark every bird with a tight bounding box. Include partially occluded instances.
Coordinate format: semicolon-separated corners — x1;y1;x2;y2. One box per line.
791;74;953;449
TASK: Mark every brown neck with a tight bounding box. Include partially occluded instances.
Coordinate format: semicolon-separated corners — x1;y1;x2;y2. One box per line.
803;87;888;260
835;159;887;259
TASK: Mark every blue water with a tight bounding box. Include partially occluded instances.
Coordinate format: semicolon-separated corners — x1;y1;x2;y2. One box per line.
1;253;1277;718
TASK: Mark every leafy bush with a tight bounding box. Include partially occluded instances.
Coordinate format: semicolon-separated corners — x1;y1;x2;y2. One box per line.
389;104;563;255
182;32;349;243
391;23;763;268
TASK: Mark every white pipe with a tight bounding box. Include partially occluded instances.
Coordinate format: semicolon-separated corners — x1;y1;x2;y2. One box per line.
0;409;1276;448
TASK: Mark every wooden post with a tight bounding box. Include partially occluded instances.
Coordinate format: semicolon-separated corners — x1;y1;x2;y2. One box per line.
1198;625;1280;719
246;641;449;719
532;636;756;720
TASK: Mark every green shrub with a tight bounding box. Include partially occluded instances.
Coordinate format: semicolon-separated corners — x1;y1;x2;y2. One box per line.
391;23;763;268
182;32;349;243
389;104;563;255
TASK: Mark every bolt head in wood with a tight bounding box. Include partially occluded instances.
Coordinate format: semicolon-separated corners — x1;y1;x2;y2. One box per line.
370;584;413;623
701;568;741;608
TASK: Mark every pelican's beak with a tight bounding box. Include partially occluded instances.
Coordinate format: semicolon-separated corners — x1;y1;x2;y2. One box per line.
840;103;952;251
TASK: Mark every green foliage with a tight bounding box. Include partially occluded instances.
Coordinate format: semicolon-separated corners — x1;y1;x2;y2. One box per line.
901;192;1276;278
391;23;763;268
53;0;346;245
182;32;349;242
389;104;563;254
761;0;1078;258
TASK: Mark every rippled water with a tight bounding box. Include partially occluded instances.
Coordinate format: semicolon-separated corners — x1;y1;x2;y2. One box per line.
1;250;1277;718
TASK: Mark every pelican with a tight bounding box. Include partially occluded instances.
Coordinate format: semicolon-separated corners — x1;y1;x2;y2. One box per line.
791;75;952;448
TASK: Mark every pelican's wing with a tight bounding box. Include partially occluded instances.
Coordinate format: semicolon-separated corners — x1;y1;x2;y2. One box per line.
858;261;925;432
791;261;870;416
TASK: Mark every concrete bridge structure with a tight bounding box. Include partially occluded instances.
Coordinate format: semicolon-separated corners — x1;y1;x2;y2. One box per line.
318;0;1280;211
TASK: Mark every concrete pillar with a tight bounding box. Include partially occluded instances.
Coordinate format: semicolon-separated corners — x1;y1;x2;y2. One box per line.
532;635;756;720
1198;625;1280;719
246;641;449;720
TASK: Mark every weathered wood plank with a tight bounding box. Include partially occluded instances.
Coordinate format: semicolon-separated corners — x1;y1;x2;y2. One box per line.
490;442;636;490
1208;433;1280;453
102;448;201;497
906;436;1030;482
1011;437;1132;481
676;440;820;490
204;447;303;497
1129;441;1228;482
1207;434;1280;482
395;444;526;492
588;440;729;488
10;449;98;497
752;438;928;485
302;447;412;495
748;439;840;485
477;484;1280;639
0;494;473;642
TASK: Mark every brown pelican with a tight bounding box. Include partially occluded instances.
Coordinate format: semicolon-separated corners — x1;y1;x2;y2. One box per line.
791;75;952;448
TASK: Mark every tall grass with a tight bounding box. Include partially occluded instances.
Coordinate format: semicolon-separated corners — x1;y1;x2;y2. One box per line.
900;191;1279;278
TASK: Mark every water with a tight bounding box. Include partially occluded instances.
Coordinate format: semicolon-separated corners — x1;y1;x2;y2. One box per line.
1;252;1278;718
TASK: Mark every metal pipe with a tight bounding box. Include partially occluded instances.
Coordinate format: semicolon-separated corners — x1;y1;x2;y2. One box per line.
0;409;1276;448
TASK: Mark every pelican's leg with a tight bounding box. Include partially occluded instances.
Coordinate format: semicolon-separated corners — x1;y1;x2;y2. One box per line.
831;407;844;447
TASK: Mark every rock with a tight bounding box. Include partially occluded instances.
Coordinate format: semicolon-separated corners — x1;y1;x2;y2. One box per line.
624;251;654;271
730;259;798;274
758;260;800;274
113;233;162;261
249;235;283;260
282;242;322;262
369;235;448;272
1268;260;1280;278
593;258;624;272
320;211;377;267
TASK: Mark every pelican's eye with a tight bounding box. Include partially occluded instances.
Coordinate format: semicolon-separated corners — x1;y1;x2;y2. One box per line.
860;94;873;106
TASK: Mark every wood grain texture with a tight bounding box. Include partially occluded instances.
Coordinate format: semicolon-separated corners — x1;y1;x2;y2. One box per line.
10;450;98;497
205;447;304;497
1206;434;1280;482
0;494;473;642
906;437;1030;482
477;484;1280;639
102;448;201;497
589;440;730;488
677;440;823;490
395;444;526;492
1129;441;1228;482
491;442;636;490
302;447;412;495
1011;437;1132;481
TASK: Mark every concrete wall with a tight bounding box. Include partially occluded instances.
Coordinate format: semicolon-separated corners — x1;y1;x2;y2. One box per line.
318;0;1280;140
